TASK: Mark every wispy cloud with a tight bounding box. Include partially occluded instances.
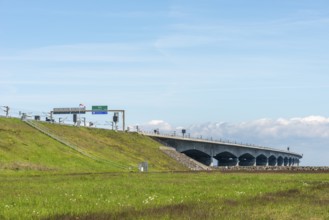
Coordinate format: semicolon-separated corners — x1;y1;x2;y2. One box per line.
154;10;329;52
0;43;161;63
154;34;220;49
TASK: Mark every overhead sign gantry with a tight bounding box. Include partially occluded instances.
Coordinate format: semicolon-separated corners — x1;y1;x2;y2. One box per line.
51;106;125;131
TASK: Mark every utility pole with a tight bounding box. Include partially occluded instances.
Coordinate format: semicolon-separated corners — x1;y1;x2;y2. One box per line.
113;112;119;131
122;110;125;131
1;106;9;117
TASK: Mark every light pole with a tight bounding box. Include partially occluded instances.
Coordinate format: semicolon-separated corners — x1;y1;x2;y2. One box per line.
78;104;85;127
81;117;86;126
1;106;9;117
113;112;119;131
78;104;81;126
182;129;186;138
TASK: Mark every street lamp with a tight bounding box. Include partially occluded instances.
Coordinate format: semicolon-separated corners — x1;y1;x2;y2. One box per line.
182;129;186;138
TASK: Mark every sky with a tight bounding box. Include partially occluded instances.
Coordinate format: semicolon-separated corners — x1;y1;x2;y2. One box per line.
1;0;329;165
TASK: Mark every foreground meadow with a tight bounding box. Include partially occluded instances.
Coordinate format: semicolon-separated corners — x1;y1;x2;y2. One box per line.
1;172;329;219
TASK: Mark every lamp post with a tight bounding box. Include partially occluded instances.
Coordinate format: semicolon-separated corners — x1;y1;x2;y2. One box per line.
1;106;9;117
182;129;186;138
78;104;85;127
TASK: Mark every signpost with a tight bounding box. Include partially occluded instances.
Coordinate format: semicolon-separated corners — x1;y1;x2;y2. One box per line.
92;106;108;115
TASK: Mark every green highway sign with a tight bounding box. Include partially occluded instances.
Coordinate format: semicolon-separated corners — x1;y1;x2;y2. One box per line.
92;105;108;114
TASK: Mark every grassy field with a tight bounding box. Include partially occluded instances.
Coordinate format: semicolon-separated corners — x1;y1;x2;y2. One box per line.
0;172;329;219
1;117;329;219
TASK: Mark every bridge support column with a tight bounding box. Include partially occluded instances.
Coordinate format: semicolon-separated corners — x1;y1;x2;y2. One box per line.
236;159;239;167
210;157;218;167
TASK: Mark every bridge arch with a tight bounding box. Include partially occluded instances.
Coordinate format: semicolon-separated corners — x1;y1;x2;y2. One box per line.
181;149;212;166
239;153;255;166
284;157;289;166
256;154;268;166
277;156;284;166
268;155;277;166
215;151;238;167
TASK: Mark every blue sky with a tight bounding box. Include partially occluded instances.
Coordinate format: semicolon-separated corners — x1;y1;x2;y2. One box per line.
1;1;329;165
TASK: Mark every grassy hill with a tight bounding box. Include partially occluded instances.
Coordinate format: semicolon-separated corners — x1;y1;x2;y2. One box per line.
0;117;186;174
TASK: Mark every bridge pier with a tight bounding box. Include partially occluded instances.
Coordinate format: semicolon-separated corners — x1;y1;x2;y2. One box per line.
210;157;218;167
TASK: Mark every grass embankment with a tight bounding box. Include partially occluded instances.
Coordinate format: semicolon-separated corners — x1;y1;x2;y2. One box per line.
0;117;186;174
0;172;329;219
40;122;186;171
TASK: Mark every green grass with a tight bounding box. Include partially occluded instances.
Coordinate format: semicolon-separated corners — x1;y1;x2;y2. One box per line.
0;117;186;174
40;122;186;171
1;117;329;219
0;172;328;219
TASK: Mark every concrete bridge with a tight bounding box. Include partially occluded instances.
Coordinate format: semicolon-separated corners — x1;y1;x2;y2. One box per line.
144;133;302;167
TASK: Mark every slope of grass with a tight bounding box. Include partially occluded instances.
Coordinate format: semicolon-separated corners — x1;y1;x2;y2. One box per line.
40;121;186;171
0;172;328;219
0;117;186;174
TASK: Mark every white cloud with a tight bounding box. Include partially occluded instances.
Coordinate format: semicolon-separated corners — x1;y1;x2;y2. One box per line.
139;116;329;166
188;116;329;140
140;120;173;131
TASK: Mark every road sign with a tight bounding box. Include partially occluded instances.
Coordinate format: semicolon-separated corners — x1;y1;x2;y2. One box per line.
92;105;108;114
53;107;86;114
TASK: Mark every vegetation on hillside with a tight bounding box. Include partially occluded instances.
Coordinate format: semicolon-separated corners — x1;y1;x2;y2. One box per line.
0;117;186;174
